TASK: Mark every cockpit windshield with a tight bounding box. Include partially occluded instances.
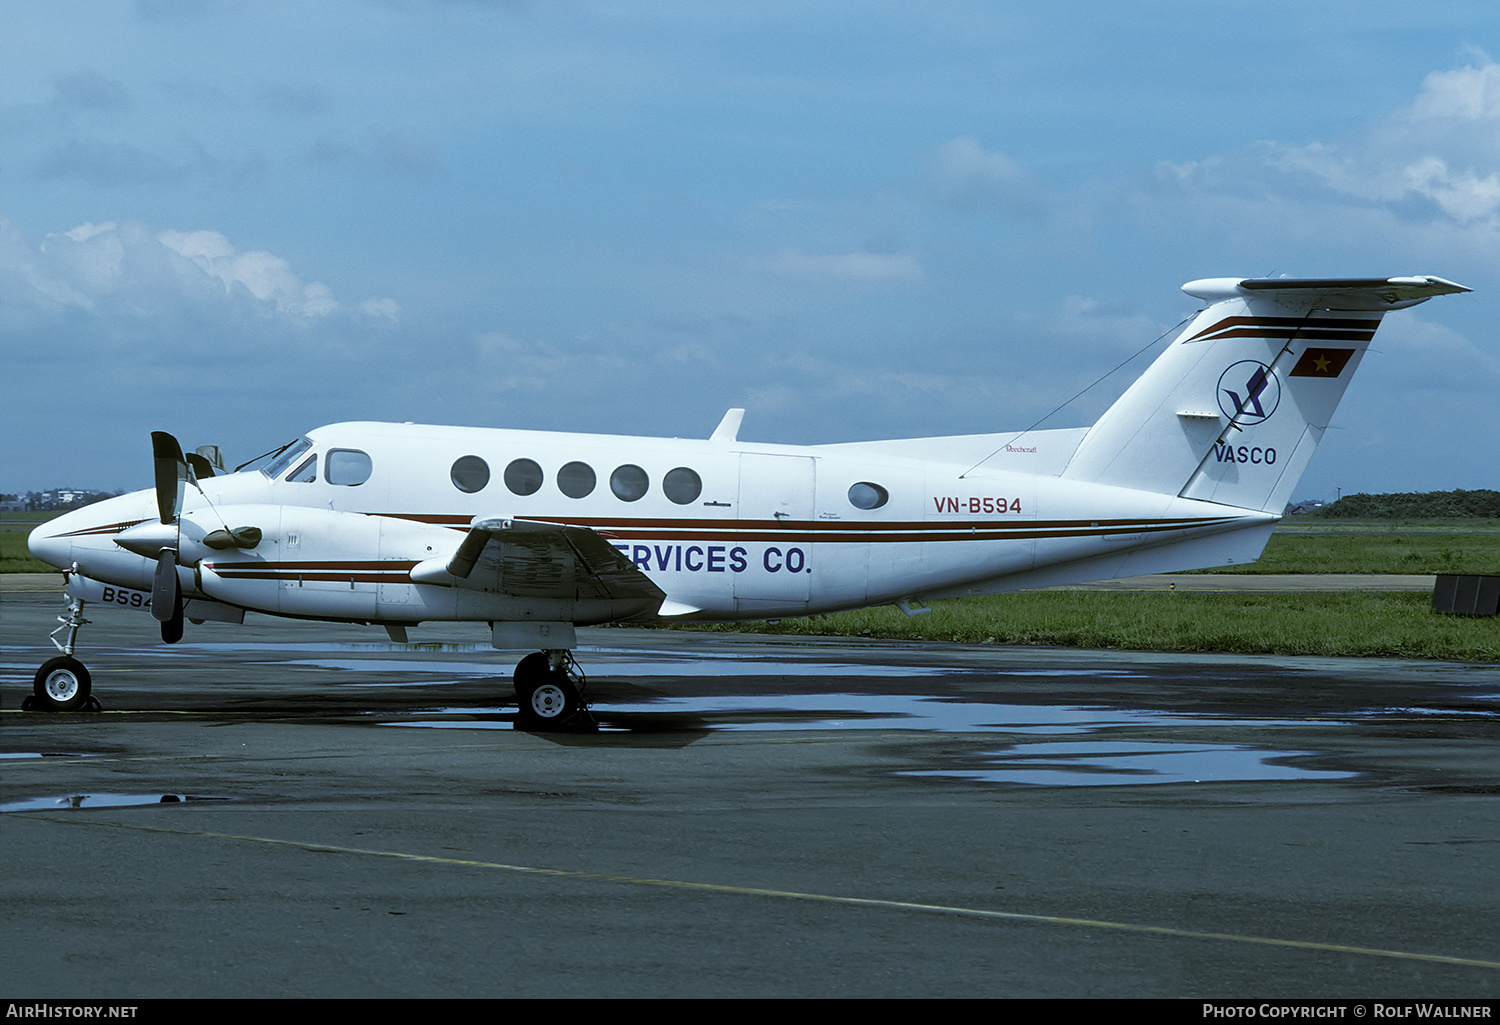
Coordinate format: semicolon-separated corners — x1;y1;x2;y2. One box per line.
260;437;314;480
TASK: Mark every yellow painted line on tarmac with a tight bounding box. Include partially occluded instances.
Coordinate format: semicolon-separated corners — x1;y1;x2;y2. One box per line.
36;814;1500;972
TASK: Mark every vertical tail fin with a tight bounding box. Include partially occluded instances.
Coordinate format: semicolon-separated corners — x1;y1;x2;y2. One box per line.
1060;276;1469;512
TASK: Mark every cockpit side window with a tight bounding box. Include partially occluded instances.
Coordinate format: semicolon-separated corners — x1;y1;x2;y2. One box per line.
261;438;313;479
287;454;318;483
326;449;372;486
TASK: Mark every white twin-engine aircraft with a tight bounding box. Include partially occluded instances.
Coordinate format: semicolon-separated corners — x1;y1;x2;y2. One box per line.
28;274;1469;724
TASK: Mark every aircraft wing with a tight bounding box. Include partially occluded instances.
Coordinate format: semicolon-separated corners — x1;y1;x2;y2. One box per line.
410;517;666;607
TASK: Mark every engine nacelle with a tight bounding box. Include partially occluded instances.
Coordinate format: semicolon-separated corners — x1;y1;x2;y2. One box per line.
197;505;461;621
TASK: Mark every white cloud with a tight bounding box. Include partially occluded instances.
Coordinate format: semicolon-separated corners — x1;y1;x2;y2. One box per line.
60;221;117;243
1267;58;1500;227
0;215;400;323
474;329;632;395
157;228;343;316
930;136;1047;215
358;297;402;323
1400;157;1500;224
1409;59;1500;120
1361;309;1500;393
764;248;923;285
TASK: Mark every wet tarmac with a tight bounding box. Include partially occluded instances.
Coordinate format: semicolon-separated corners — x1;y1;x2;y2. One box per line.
2;591;1498;998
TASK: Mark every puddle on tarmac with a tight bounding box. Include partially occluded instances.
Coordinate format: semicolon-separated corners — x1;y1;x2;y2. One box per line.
590;692;1315;733
1362;703;1500;718
386;692;1241;734
0;793;237;813
17;640;1489;789
0;752;97;760
899;741;1354;786
257;644;1146;682
384;690;1360;786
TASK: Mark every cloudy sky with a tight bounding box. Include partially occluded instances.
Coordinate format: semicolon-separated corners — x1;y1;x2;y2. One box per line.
3;0;1497;501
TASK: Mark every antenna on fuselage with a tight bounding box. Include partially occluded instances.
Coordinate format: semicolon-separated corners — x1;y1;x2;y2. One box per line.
957;312;1195;478
710;408;745;443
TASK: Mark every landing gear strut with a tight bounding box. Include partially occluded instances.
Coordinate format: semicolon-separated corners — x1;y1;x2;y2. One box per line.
512;649;593;730
27;597;100;712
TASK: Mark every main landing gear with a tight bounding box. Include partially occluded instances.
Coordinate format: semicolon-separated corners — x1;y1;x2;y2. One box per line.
512;650;594;731
26;598;101;713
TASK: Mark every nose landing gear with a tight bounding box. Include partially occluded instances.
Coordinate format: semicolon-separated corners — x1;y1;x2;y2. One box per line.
512;649;593;730
25;597;102;712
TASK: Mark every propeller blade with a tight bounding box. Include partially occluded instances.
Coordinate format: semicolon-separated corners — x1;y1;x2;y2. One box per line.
151;432;187;524
151;550;180;622
186;452;215;480
151;550;184;644
160;605;184;645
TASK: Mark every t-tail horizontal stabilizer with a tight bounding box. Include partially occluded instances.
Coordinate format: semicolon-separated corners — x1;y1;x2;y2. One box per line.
1061;275;1470;513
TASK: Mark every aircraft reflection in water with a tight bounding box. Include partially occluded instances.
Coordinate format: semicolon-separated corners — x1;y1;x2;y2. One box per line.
28;275;1469;726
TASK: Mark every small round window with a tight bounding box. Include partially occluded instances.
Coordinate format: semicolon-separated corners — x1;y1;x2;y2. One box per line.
663;467;702;505
450;455;490;494
848;482;889;510
610;464;649;502
504;458;543;496
557;461;596;499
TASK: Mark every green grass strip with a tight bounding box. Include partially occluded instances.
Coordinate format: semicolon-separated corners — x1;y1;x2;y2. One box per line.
675;591;1500;662
1225;527;1500;575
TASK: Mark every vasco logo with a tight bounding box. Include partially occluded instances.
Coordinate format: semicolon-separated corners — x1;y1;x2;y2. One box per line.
1217;361;1281;423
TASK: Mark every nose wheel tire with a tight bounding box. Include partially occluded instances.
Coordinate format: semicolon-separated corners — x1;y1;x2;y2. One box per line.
32;656;93;713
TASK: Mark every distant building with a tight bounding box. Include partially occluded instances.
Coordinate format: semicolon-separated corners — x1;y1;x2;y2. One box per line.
9;489;121;511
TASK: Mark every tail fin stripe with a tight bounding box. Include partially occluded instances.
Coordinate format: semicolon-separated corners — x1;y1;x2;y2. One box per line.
1196;326;1379;343
1186;316;1380;343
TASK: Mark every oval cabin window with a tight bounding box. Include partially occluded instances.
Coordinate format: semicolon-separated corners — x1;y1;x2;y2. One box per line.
663;467;702;505
557;461;596;499
504;458;544;496
610;464;649;502
450;455;490;494
847;482;889;510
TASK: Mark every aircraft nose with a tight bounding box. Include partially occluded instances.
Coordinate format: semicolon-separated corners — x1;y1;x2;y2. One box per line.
28;521;72;571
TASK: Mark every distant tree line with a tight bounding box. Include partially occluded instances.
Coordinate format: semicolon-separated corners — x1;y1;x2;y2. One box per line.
1;490;124;512
1302;489;1500;519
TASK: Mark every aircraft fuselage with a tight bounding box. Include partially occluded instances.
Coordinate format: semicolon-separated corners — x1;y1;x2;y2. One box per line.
34;419;1275;629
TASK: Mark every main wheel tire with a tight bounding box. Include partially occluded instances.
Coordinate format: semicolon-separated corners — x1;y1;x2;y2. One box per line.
33;656;92;713
512;652;551;689
511;651;551;706
526;678;578;721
